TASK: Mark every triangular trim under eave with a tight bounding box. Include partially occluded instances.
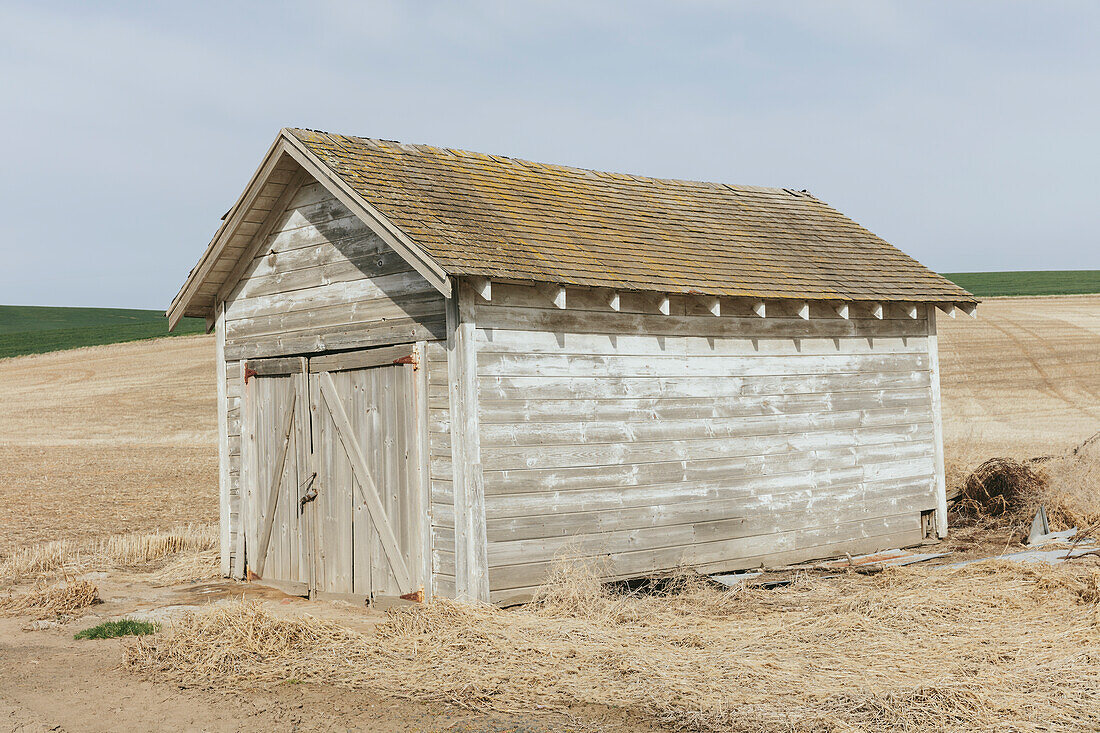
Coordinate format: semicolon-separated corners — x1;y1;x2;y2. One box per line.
167;130;452;330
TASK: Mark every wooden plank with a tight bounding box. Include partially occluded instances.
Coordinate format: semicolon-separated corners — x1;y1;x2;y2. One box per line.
479;389;932;424
225;269;438;321
414;344;432;599
352;369;376;596
293;362;312;585
474;328;930;357
446;294;470;598
478;407;933;448
307;344;415;373
233;361;251;579
477;370;931;401
252;388;297;577
215;303;231;576
480;423;933;472
224;316;447;361
481;441;936;497
247;356;305;376
306;375;327;592
483;463;934;519
486;491;935;567
234;247;412;301
484;478;935;543
490;527;922;605
377;367;399;595
927;305;949;537
318;371;413;590
448;283;490;602
487;513;921;592
225;290;444;342
473;303;926;339
476;351;929;379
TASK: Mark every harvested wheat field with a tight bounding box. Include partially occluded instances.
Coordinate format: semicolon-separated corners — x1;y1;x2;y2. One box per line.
0;335;218;553
938;295;1100;459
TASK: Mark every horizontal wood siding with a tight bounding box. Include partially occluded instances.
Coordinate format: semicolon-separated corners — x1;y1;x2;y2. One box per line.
425;341;456;598
473;283;936;602
222;179;447;360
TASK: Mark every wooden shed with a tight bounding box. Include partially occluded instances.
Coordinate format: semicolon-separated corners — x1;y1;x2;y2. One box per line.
170;128;977;604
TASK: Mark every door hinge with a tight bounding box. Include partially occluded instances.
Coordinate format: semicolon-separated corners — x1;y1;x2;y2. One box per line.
392;351;419;370
244;367;258;384
399;587;425;603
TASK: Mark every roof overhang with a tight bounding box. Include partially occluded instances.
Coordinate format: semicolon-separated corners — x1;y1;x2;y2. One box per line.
167;129;451;330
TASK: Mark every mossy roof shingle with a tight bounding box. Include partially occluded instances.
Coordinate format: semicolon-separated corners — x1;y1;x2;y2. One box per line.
290;128;973;302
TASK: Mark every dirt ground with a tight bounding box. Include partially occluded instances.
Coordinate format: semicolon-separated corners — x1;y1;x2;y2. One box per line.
0;295;1098;731
0;572;643;733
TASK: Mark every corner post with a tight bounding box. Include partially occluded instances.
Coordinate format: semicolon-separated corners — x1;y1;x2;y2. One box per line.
215;301;231;576
926;305;949;538
446;279;490;602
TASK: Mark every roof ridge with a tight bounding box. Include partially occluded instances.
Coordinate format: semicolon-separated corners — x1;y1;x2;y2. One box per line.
286;127;798;195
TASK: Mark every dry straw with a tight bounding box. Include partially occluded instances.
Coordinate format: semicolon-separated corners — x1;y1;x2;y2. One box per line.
0;579;100;619
128;558;1100;732
0;524;218;584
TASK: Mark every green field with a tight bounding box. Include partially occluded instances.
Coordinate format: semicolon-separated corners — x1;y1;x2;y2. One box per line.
941;270;1100;298
0;305;207;360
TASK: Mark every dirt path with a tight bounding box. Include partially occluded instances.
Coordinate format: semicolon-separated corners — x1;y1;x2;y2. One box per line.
0;575;645;732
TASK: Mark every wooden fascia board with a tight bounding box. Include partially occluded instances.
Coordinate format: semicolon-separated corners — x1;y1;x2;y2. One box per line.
167;134;289;329
280;131;452;299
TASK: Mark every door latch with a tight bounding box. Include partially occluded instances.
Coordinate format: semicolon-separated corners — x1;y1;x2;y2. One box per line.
298;472;319;512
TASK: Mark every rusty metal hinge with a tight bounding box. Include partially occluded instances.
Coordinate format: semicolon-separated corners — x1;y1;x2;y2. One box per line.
244;367;258;384
392;351;419;370
399;587;425;603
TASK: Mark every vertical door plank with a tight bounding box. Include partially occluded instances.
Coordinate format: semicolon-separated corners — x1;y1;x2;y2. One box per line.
294;361;311;584
308;375;327;592
352;369;374;596
318;371;413;590
253;384;297;578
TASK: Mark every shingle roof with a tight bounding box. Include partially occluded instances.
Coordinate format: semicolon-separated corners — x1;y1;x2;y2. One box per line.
289;128;973;303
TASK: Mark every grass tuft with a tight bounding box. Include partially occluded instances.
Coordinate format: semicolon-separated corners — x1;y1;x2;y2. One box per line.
75;619;159;640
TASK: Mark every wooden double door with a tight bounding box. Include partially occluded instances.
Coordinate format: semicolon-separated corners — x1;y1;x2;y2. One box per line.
240;348;422;601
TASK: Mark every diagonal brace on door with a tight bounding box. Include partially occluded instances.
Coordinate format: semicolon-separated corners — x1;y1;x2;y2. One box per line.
252;389;297;578
318;371;413;591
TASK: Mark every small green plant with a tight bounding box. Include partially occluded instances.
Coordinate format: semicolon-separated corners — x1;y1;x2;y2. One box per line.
74;618;159;640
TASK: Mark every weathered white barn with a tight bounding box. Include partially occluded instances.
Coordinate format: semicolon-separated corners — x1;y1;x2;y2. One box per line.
170;128;977;604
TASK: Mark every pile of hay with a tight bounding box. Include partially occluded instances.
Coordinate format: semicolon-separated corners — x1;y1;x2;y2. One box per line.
1043;433;1100;530
127;560;1100;732
0;580;100;619
0;524;218;584
955;458;1046;521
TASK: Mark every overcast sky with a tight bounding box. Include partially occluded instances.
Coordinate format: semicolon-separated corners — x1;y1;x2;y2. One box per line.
2;1;1097;309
